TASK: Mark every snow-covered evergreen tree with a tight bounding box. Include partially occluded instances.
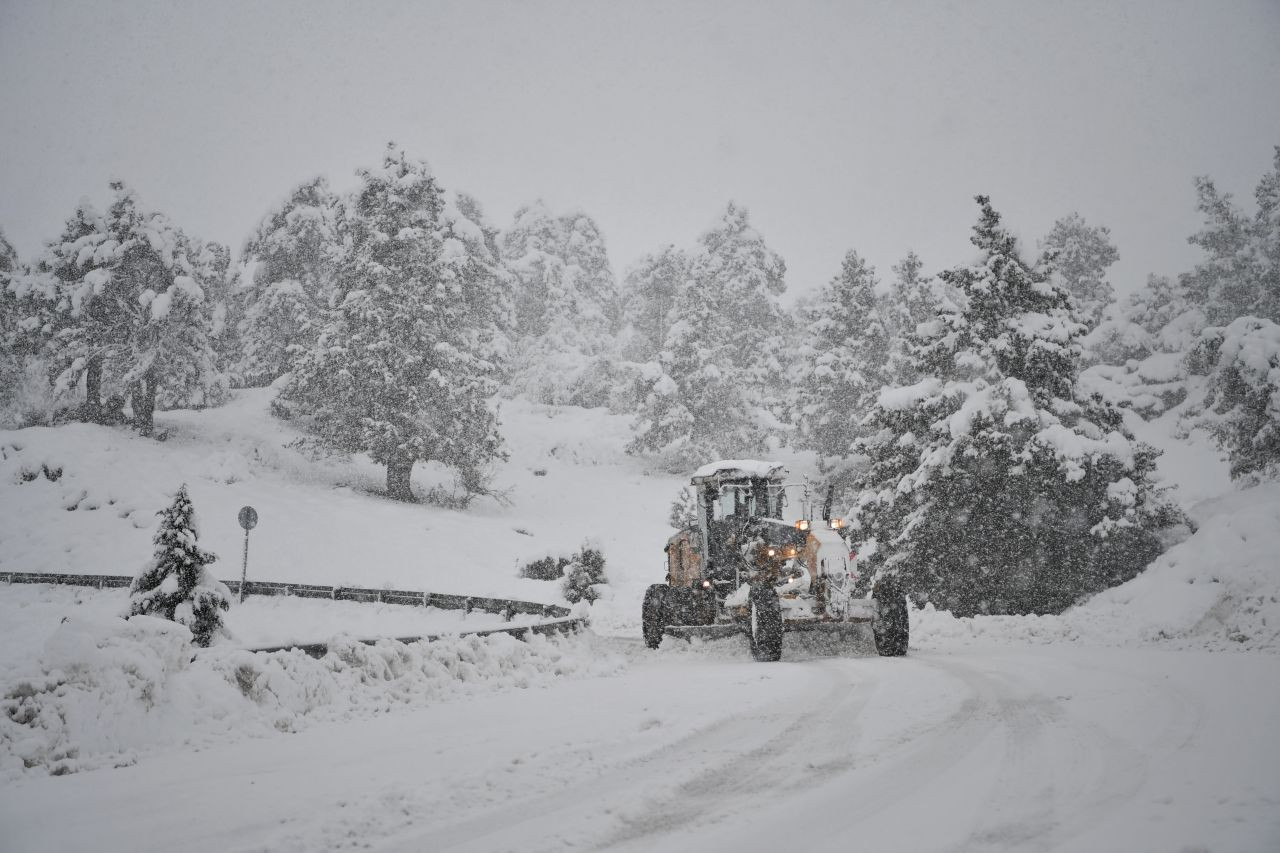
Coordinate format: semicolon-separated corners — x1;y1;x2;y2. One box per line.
1186;317;1280;481
34;183;226;432
629;203;787;467
1184;146;1280;326
500;201;618;405
627;273;765;467
238;177;341;386
0;229;21;367
127;484;230;647
620;245;688;362
274;146;506;502
794;250;890;461
1038;213;1119;332
876;251;956;386
853;196;1173;616
1083;149;1280;419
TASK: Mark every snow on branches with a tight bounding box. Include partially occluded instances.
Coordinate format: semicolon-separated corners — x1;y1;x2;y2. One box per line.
127;484;230;647
853;196;1175;617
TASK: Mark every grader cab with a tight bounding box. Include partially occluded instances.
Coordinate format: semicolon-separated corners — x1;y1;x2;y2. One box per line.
642;460;908;660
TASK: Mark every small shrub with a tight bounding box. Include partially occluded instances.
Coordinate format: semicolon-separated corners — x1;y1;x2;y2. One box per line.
562;545;608;604
520;555;568;581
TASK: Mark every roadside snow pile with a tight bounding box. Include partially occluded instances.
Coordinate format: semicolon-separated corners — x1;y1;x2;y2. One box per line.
914;481;1280;653
1;613;621;781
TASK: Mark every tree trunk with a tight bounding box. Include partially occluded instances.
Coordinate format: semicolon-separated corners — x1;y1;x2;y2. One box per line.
83;356;103;423
386;455;415;502
132;367;158;436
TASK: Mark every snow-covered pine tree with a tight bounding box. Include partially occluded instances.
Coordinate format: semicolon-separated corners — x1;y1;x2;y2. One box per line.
629;203;789;466
628;205;787;460
794;250;891;463
1038;213;1120;333
620;245;689;363
1185;146;1280;326
238;177;341;386
35;183;226;432
0;229;20;368
689;202;788;397
627;272;765;467
1085;273;1199;367
1187;316;1280;481
127;484;230;647
853;196;1173;616
274;146;506;502
1083;149;1280;418
499;201;618;405
876;251;955;387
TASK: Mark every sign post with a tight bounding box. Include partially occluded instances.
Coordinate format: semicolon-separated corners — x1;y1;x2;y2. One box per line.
237;506;258;603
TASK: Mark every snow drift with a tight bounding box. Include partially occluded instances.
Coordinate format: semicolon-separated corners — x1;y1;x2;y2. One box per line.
1;614;620;781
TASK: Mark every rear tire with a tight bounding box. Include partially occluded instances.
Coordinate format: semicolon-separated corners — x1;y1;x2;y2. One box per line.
642;584;669;649
872;576;909;657
748;584;783;662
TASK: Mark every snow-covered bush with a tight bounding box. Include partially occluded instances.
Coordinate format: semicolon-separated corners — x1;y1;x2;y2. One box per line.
519;544;609;602
561;545;608;604
0;358;74;429
520;555;568;581
127;484;231;647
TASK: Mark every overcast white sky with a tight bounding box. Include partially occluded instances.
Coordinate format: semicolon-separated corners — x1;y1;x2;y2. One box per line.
2;0;1278;300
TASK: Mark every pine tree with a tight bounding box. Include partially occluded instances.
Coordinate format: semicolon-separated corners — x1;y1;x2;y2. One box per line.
238;177;341;386
1184;146;1280;326
499;201;618;405
35;183;226;432
1038;213;1119;332
854;196;1173;616
127;484;230;647
795;250;890;461
629;203;788;465
627;272;765;467
1188;316;1280;481
274;146;506;502
621;245;688;362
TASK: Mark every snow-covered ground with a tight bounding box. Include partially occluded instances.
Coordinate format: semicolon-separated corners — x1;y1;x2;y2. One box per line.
2;390;1279;851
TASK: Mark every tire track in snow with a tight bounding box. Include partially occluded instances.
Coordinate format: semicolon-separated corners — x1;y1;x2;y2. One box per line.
413;663;856;853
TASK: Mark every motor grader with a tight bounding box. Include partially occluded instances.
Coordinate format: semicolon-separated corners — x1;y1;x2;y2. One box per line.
642;460;908;660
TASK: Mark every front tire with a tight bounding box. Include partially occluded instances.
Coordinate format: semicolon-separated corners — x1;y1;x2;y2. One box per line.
642;584;669;649
748;584;783;662
872;576;909;657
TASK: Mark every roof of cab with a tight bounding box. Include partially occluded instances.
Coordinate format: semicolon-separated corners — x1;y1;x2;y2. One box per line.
690;459;787;485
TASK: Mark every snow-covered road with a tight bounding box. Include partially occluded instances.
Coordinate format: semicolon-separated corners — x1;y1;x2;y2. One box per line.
4;637;1277;853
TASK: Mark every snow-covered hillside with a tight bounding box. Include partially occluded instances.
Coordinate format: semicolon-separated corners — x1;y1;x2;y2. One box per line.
0;387;687;623
2;389;1279;851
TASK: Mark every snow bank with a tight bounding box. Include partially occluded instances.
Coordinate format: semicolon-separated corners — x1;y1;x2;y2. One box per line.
0;613;622;781
914;481;1280;653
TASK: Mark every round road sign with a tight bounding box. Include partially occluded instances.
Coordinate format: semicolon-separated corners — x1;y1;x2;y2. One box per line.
238;506;259;531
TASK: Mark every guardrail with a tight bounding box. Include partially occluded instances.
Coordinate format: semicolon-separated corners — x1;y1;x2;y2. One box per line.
0;571;585;657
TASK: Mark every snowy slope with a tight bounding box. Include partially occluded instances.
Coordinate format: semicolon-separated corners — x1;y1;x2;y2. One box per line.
0;388;686;620
2;389;1280;851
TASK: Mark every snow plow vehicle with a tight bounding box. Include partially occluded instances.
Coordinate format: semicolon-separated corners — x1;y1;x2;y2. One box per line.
642;460;908;660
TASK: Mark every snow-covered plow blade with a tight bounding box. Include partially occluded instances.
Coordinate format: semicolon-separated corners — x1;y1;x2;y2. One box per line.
662;613;875;648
